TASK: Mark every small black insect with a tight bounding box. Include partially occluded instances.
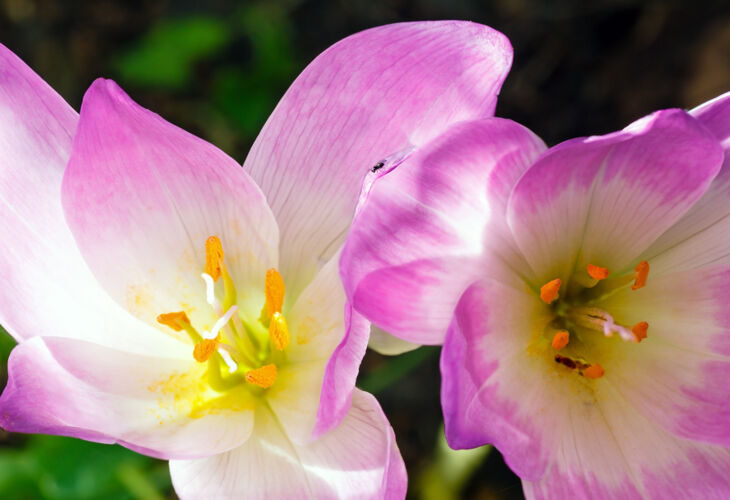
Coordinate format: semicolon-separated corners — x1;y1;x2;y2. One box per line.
371;161;385;173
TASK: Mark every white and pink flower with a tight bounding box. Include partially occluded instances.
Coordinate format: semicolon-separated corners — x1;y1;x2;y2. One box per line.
341;84;730;496
0;21;513;498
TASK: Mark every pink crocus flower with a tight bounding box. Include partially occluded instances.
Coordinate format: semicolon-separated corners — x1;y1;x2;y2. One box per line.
0;21;513;498
341;82;730;495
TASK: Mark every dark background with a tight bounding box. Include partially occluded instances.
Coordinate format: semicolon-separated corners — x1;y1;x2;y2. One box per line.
0;0;728;498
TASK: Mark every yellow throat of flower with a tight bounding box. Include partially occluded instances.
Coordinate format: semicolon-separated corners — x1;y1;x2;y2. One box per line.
156;235;290;393
537;260;651;380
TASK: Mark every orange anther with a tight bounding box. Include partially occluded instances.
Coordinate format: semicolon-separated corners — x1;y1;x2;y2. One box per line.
264;268;286;318
551;330;570;350
156;311;190;331
245;364;277;389
540;278;562;304
269;312;290;351
587;264;609;281
193;338;218;363
205;236;225;281
632;261;649;291
583;364;605;379
632;321;649;342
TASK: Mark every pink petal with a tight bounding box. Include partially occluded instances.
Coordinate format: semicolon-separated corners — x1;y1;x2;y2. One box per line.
61;79;279;332
441;280;558;480
508;109;724;286
522;382;730;499
169;390;406;499
341;118;545;344
597;266;730;445
265;252;370;442
691;90;730;147
244;21;513;297
0;336;255;459
641;91;730;273
0;46;182;353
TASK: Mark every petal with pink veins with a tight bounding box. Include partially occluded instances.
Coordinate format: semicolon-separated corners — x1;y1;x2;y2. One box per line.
0;336;256;459
169;390;406;499
0;46;185;354
522;381;730;499
507;109;724;285
245;21;514;298
597;266;730;445
62;79;279;332
640;92;730;274
342;118;546;345
442;279;558;480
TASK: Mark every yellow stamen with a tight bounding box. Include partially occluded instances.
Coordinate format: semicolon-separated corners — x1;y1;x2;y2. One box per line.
551;330;570;350
269;312;290;351
540;278;561;304
193;337;219;363
632;261;649;290
583;364;605;379
632;321;649;342
205;236;225;282
245;364;277;389
586;264;609;281
156;311;190;331
263;268;285;318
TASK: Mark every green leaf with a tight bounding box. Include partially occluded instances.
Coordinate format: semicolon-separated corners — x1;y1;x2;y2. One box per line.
357;346;439;395
114;16;232;89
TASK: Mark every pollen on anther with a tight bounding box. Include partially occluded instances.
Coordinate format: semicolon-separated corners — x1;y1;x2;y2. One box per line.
551;330;570;350
245;364;277;389
193;338;218;363
632;261;649;290
205;236;224;281
584;364;605;379
632;321;649;342
587;264;609;281
269;312;290;350
540;278;561;304
264;268;285;318
157;311;190;331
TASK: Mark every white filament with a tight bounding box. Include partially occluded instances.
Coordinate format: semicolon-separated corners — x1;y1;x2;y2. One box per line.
218;349;238;373
203;305;238;340
201;273;221;308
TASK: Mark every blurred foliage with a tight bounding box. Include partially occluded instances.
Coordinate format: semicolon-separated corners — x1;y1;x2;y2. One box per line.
114;16;232;89
415;428;491;500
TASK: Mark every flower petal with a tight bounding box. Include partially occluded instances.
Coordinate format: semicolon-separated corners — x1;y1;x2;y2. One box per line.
521;382;730;499
507;109;724;285
61;79;279;332
640;92;730;274
441;280;558;480
368;326;420;356
692;90;730;147
597;266;730;445
169;389;406;499
0;336;255;459
244;21;513;297
267;250;370;443
342;118;546;344
0;46;183;353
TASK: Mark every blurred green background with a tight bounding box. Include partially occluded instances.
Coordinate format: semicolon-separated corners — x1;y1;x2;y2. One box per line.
0;0;728;498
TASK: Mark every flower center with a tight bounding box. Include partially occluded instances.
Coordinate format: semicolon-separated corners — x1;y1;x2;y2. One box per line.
538;260;651;379
156;236;289;392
